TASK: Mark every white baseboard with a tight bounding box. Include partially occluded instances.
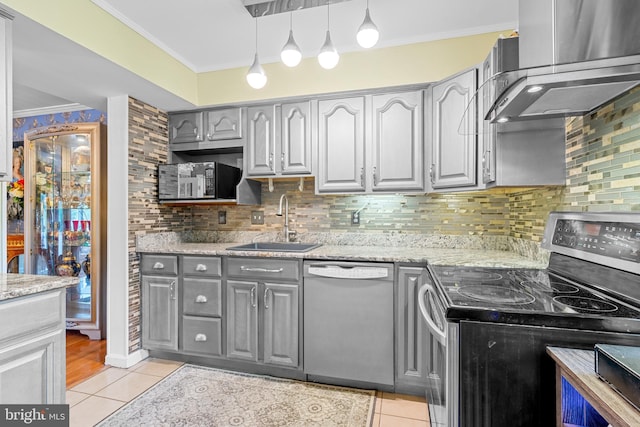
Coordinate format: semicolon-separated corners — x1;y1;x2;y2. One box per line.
105;349;149;369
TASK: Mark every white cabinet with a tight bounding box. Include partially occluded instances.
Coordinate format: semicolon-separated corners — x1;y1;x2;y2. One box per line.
429;67;478;189
372;91;424;192
0;11;12;181
0;289;66;404
246;101;312;177
317;91;424;194
317;97;366;193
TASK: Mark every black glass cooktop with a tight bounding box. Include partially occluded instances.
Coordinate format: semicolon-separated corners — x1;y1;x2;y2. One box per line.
429;266;640;324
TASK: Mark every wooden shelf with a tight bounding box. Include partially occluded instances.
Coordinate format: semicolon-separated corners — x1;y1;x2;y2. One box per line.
547;346;640;427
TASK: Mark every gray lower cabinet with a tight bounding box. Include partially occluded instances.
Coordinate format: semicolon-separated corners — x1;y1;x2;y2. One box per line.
181;255;223;356
396;266;429;393
141;254;178;352
0;289;66;404
226;257;301;369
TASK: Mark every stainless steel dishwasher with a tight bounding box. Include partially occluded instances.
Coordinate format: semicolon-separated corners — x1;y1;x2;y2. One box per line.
303;261;394;386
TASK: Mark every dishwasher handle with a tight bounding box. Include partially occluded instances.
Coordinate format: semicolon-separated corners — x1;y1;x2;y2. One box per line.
418;283;447;346
306;263;391;279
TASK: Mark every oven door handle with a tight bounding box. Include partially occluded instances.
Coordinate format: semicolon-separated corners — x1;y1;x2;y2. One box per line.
418;283;447;346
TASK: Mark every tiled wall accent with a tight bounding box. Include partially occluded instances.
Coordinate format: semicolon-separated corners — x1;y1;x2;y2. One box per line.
127;97;190;353
562;87;640;211
192;180;515;237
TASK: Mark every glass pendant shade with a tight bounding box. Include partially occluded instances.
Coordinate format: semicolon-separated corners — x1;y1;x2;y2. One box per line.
357;8;379;48
246;53;267;89
281;30;302;67
318;30;339;69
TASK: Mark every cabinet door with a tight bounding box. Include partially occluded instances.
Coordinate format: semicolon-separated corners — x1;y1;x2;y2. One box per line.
263;282;299;368
169;111;204;143
396;267;428;389
480;57;497;184
0;15;11;181
279;101;312;175
0;329;65;404
372;91;424;192
431;68;477;189
141;275;178;351
206;108;243;141
246;105;276;176
226;280;258;362
317;97;366;193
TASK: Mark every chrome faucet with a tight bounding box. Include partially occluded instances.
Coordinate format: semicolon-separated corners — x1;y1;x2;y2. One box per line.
276;194;296;242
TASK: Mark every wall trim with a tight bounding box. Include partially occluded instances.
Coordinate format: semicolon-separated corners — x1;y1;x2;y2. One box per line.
13;103;92;118
105;349;149;369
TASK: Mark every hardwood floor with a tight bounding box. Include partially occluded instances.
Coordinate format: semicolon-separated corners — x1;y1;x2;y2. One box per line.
66;330;107;389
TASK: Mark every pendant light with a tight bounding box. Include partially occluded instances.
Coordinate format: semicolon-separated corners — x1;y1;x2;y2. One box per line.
246;18;267;89
357;0;379;48
281;13;302;67
317;5;339;70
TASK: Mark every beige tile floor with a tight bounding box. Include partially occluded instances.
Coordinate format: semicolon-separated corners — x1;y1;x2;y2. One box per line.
67;358;430;426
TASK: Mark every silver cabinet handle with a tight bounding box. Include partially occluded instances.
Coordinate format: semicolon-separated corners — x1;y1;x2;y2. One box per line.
372;166;378;186
264;287;272;309
281;152;285;170
240;266;284;273
429;164;435;185
170;280;176;300
195;264;207;272
250;286;257;308
360;167;364;186
153;262;164;269
269;152;274;169
195;333;207;342
195;295;208;303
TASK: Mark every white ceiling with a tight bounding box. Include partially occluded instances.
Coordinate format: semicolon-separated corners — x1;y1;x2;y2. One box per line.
9;0;518;113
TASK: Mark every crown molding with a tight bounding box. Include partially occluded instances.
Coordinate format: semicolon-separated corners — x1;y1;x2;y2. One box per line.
13;103;93;118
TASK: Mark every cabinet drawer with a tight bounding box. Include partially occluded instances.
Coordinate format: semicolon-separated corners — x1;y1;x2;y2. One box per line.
140;255;178;275
227;258;300;281
0;290;64;343
183;278;222;317
182;256;221;277
182;316;222;356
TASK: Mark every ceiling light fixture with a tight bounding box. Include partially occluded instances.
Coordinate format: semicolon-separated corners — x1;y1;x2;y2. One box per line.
317;5;339;70
356;0;379;48
281;13;302;67
246;18;267;89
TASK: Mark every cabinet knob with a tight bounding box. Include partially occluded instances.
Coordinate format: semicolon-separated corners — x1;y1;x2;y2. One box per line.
153;262;164;270
195;264;207;272
195;333;207;342
195;295;208;303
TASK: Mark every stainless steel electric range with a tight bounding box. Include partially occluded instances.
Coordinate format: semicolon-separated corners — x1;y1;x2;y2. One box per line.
420;212;640;427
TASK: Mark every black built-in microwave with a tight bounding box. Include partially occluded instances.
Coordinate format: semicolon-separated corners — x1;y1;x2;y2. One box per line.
158;162;241;201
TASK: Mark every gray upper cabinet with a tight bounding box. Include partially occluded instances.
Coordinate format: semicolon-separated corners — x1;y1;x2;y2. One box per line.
317;92;425;194
279;101;312;175
0;12;12;181
372;91;424;192
205;108;243;141
246;101;312;177
317;97;366;193
169;111;204;144
430;67;477;189
246;105;276;176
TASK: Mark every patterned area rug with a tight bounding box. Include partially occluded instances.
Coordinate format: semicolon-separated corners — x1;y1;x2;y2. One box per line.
96;364;375;426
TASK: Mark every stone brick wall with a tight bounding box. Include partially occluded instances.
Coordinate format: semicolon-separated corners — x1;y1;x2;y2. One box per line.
127;97;190;353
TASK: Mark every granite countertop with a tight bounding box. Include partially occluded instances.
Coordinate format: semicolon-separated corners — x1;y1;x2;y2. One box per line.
137;242;547;269
0;274;79;301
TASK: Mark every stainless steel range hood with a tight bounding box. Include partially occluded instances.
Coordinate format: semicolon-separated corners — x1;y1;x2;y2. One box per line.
487;0;640;123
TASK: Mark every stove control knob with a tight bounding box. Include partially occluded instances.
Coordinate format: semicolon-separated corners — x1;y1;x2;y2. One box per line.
569;236;577;247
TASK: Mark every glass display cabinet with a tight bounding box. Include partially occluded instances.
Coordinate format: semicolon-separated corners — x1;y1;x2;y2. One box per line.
24;123;106;339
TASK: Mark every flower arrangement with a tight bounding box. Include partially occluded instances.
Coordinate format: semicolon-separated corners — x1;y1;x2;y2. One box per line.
7;179;24;220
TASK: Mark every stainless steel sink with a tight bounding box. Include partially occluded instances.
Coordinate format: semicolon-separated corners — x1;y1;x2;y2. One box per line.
226;242;322;253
